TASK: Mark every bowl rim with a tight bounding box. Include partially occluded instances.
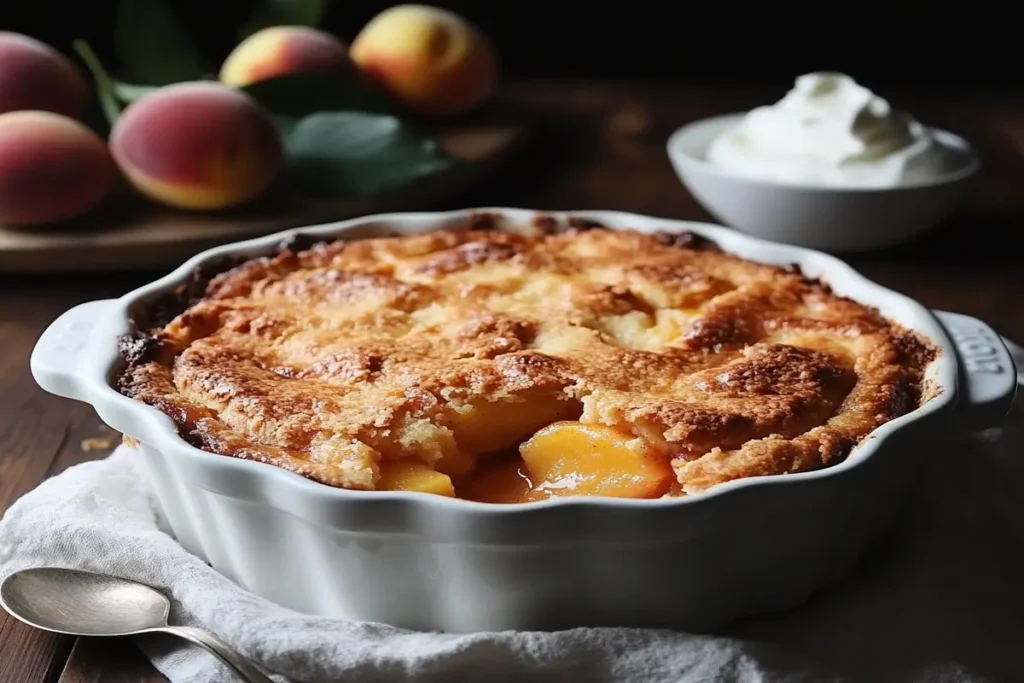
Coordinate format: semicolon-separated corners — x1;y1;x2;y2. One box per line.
54;207;958;514
666;112;983;193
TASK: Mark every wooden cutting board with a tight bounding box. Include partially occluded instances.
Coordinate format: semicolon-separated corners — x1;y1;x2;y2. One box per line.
0;120;524;273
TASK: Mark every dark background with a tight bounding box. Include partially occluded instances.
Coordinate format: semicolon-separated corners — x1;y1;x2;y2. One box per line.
0;0;1018;89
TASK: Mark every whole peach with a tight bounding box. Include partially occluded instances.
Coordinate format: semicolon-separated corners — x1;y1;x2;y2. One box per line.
110;82;284;210
350;5;498;118
0;111;115;226
220;26;352;87
0;32;88;119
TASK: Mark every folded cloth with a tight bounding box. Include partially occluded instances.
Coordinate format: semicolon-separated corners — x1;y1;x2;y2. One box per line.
3;368;1024;683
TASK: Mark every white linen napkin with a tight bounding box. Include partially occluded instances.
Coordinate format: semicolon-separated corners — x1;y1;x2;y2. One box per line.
3;350;1024;683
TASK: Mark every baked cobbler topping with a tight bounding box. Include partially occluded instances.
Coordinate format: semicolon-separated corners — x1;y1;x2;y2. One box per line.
118;214;935;501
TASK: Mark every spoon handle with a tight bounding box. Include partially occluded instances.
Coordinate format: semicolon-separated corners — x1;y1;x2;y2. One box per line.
156;625;275;683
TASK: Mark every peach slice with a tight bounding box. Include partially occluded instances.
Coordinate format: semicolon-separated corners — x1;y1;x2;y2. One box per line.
377;459;455;497
520;421;673;499
447;395;581;457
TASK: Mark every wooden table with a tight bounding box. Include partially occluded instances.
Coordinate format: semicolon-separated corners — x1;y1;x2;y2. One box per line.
2;81;1023;682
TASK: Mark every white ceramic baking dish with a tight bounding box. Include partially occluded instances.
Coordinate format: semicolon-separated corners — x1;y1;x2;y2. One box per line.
30;209;1017;633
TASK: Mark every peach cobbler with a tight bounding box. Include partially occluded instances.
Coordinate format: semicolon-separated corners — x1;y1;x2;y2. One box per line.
118;214;935;502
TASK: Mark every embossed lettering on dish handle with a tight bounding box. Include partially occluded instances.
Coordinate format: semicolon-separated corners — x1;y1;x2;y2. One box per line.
934;310;1018;431
949;323;1008;375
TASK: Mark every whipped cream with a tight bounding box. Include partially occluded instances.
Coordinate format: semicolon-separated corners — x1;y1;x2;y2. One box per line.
706;73;951;188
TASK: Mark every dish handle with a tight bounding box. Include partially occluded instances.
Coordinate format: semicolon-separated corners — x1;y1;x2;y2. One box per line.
30;299;117;402
934;310;1019;431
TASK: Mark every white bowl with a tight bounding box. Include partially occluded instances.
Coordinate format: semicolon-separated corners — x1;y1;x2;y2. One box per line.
667;114;981;253
30;209;1017;633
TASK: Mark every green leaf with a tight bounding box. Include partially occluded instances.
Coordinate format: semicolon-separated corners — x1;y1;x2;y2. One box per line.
112;82;161;103
72;40;121;128
240;0;330;40
272;115;301;140
111;78;219;105
282;112;458;196
243;71;396;118
115;0;207;85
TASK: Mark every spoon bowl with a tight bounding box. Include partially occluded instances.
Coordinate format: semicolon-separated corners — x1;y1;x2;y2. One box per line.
1;567;170;636
0;567;273;682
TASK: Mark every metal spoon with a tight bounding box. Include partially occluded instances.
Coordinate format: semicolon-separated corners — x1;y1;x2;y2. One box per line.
0;567;273;683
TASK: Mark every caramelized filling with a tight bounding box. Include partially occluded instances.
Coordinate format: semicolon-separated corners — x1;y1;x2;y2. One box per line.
462;458;534;504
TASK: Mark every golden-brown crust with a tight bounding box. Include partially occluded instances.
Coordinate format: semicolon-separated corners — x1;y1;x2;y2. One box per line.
119;215;936;495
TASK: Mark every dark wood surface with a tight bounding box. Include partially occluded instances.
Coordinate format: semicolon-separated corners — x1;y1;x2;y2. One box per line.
1;81;1023;683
